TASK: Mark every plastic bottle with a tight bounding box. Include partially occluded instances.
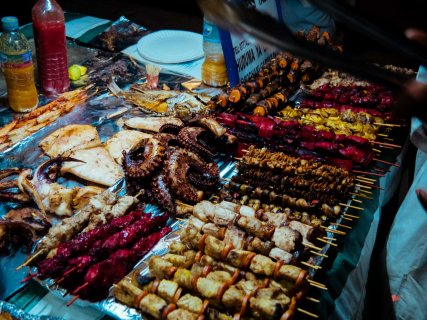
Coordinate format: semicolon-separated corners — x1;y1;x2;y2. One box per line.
0;16;38;112
32;0;69;95
201;18;228;87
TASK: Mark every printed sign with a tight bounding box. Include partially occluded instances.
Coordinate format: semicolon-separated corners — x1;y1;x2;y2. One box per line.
219;0;282;86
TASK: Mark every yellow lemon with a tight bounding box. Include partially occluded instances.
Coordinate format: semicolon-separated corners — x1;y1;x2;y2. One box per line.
77;65;87;76
68;65;81;81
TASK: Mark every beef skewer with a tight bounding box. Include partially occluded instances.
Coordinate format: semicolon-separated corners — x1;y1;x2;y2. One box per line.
35;209;145;279
38;213;168;281
68;226;171;303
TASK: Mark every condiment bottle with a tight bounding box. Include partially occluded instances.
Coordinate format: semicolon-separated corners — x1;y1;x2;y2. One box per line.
0;16;38;112
32;0;69;95
201;17;228;87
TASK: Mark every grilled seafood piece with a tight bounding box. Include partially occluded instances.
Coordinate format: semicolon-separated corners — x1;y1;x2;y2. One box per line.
0;168;31;202
109;81;212;117
17;157;104;216
39;124;101;157
125;117;184;133
104;130;153;165
0;208;50;252
60;146;124;186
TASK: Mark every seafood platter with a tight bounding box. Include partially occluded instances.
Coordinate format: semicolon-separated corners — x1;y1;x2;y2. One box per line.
0;26;410;319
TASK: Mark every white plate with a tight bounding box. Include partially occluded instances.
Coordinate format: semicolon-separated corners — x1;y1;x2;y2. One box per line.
137;30;204;64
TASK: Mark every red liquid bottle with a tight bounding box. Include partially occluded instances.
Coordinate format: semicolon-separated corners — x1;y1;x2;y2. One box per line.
32;0;69;95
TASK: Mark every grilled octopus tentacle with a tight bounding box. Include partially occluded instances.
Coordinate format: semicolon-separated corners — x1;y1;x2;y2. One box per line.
165;149;219;204
158;124;184;135
178;127;215;160
152;173;176;214
123;138;165;179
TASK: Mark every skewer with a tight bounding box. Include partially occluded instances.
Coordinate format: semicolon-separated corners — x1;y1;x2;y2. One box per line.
66;295;80;307
356;176;376;182
373;158;400;167
304;243;323;251
301;261;321;270
378;145;394;150
175;200;193;208
343;213;359;219
309;282;328;290
355;178;374;185
339;203;364;211
377;133;388;137
310;250;328;258
353;170;384;177
316;238;337;247
234;157;243;161
306;297;320;303
72;282;90;295
321;226;346;235
356;184;372;190
16;249;46;270
371;141;401;148
297;308;319;318
372;148;382;153
330;222;352;230
323;237;336;241
308;279;327;288
341;216;353;221
63;265;79;277
350;192;373;200
374;122;402;127
20;273;36;283
351;198;363;204
357;188;373;195
383;137;395;142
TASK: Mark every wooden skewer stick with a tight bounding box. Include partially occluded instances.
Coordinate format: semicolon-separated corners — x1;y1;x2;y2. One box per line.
374;122;402;127
331;222;352;230
356;184;372;190
321;226;347;235
377;133;388;137
358;188;373;195
341;216;353;222
356;175;376;182
355;178;374;185
72;282;90;296
310;250;328;258
234;157;243;161
66;295;80;307
317;238;337;247
309;282;328;290
372;148;382;153
379;145;395;150
241;149;248;153
371;141;401;148
323;237;336;241
304;242;323;251
176;200;194;208
16;249;46;270
351;198;363;204
297;308;319;318
306;297;320;303
20;273;37;283
343;213;360;219
351;192;373;200
383;137;395;142
308;279;327;288
301;261;321;270
353;170;385;177
373;158;400;167
339;203;364;211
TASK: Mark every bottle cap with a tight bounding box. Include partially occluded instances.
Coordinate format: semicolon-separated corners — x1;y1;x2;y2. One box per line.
1;16;19;31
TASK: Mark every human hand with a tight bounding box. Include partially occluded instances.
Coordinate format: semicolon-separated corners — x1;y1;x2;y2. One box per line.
416;189;427;211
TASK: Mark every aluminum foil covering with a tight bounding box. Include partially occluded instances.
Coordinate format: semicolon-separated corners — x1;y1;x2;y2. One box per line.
0;300;61;320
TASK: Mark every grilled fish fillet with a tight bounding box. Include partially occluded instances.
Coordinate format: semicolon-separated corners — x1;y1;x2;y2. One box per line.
39;124;101;157
61;147;124;186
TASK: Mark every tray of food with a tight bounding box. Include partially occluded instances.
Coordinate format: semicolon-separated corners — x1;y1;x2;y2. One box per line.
1;26;411;319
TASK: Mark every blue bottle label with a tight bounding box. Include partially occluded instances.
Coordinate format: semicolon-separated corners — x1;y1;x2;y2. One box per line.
203;19;221;44
0;50;33;68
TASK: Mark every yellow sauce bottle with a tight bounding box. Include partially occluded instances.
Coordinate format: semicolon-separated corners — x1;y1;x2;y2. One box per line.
0;16;38;112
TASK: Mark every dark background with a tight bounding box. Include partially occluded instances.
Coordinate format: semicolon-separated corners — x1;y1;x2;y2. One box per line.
3;0;427;67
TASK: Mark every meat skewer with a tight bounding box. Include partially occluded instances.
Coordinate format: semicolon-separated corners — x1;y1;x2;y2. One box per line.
68;226;171;302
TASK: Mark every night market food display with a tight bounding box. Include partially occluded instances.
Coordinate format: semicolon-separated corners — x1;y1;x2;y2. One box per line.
0;25;410;320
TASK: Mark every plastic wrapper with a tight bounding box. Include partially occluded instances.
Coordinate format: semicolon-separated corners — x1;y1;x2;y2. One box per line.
87;16;150;52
